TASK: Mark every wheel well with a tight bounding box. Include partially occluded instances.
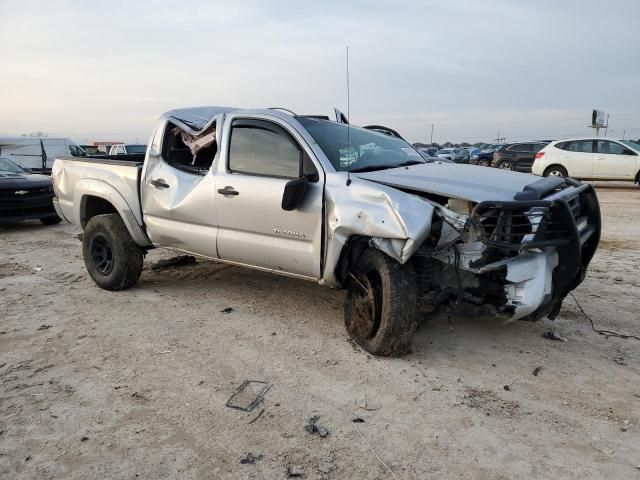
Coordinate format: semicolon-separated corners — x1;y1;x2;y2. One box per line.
335;236;371;287
635;170;640;184
82;196;117;228
543;164;566;175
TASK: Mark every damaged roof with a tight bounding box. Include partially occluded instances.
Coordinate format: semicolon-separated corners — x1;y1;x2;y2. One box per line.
164;106;239;131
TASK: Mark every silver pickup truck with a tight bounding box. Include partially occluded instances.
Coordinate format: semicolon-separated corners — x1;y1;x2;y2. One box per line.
52;106;601;356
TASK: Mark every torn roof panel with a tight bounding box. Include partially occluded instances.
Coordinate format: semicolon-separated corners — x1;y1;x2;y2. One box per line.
163;106;239;131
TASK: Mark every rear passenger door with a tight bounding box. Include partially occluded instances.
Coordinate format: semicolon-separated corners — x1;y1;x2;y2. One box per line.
214;117;324;279
558;140;594;178
593;140;637;179
511;143;534;172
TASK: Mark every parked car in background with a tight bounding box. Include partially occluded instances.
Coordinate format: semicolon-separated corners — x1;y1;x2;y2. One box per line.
437;148;468;163
108;144;148;155
451;148;470;164
0;157;60;224
466;147;480;160
491;141;550;172
418;147;439;158
0;137;86;172
470;144;503;167
532;138;640;183
437;148;454;160
418;150;454;163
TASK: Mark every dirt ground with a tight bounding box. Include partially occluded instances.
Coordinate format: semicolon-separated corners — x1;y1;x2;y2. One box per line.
1;185;639;480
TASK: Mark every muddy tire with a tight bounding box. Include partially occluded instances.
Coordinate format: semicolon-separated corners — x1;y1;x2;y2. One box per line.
82;213;143;291
40;215;62;225
344;249;418;356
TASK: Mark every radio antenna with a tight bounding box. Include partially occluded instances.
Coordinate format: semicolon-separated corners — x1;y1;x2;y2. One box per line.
346;45;352;186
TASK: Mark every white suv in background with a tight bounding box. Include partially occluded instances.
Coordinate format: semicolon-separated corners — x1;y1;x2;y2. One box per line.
532;138;640;184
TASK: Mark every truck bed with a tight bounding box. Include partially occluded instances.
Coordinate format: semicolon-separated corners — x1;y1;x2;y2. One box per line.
52;156;145;234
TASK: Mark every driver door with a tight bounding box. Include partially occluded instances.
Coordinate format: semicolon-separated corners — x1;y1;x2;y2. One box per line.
215;118;323;279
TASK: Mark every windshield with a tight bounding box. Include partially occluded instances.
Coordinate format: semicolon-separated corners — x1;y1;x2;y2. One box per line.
297;118;424;172
126;144;147;154
620;140;640;152
0;158;25;173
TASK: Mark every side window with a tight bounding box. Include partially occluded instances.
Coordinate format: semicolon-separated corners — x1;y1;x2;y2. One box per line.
510;143;533;152
556;141;568;151
596;141;626;155
229;121;317;180
567;140;592;153
533;143;546;152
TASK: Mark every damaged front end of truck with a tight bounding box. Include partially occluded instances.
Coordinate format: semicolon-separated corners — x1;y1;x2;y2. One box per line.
329;174;600;325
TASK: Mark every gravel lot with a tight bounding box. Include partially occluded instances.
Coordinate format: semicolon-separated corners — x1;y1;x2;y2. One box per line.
1;185;639;479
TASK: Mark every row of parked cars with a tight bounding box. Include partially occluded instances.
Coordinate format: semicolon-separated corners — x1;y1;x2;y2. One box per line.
418;138;640;182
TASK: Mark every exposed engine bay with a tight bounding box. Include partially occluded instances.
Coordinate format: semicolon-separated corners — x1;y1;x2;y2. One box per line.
371;176;600;323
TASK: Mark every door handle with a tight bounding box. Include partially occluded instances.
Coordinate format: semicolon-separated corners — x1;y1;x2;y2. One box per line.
150;178;170;189
217;186;239;196
594;156;605;160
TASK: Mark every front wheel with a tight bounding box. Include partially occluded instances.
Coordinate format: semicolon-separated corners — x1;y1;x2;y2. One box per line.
82;213;144;291
344;249;418;356
477;159;490;167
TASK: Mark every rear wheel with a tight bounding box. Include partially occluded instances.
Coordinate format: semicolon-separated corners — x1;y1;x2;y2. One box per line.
477;159;490;167
82;213;143;291
543;165;568;177
498;160;514;171
344;249;418;356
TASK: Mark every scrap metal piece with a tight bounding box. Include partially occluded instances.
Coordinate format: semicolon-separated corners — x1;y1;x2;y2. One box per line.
226;380;271;412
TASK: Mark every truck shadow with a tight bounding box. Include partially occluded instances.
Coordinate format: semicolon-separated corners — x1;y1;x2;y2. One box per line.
139;258;547;358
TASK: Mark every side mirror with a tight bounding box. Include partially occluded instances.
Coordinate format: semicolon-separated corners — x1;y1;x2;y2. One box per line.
282;176;309;211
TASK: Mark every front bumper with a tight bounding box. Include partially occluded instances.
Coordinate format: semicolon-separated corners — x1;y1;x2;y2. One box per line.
472;178;601;319
0;188;57;223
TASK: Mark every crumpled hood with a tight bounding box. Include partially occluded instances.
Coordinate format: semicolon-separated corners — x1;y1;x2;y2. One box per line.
0;171;52;190
354;162;537;202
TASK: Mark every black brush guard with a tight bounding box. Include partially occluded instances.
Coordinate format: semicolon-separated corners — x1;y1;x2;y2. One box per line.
470;178;601;320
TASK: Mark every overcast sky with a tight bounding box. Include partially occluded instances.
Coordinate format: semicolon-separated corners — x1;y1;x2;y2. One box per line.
1;0;638;144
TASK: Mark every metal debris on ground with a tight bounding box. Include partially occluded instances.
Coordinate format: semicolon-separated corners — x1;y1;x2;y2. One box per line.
247;408;264;424
304;415;329;437
37;324;53;330
614;357;627;366
590;441;614;456
220;307;234;314
226;380;271;412
150;255;196;271
533;366;542;376
542;330;567;342
354;425;399;479
356;394;381;411
352;417;365;423
286;465;304;477
240;452;263;464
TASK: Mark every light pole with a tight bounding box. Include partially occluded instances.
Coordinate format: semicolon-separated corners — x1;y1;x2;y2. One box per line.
430;124;434;145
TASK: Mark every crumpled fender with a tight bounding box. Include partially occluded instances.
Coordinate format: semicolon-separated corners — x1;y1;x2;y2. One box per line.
321;173;435;286
72;178;152;247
